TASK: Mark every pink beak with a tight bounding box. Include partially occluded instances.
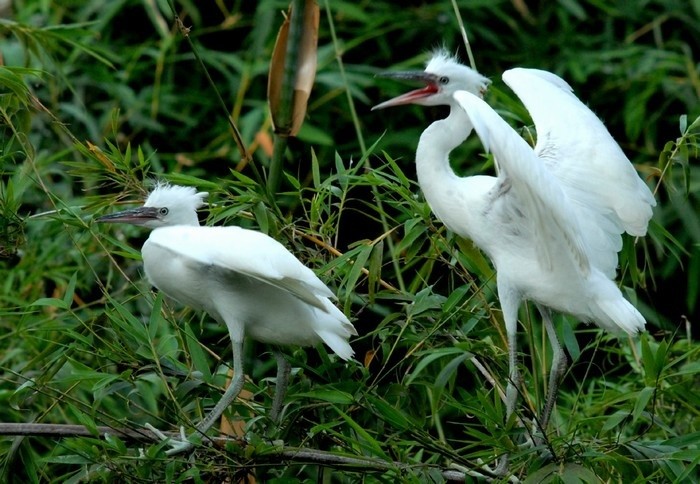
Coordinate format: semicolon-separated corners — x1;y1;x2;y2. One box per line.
371;71;439;110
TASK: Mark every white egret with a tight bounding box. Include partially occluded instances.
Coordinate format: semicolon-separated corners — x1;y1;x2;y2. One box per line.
98;183;356;454
373;52;655;445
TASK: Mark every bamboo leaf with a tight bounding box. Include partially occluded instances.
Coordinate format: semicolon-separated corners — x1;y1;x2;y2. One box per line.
184;322;212;381
295;389;354;404
632;386;655;423
335;409;388;459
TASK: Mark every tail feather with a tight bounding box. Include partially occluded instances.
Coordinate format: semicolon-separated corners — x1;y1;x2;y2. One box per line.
314;298;357;360
317;329;355;360
595;297;646;335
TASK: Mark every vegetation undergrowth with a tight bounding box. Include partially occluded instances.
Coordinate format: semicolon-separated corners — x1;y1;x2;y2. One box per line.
0;1;698;482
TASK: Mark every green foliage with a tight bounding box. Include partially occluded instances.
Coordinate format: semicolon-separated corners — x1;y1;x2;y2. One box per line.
0;0;699;482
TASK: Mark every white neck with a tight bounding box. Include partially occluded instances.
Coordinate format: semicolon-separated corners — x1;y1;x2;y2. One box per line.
415;104;473;194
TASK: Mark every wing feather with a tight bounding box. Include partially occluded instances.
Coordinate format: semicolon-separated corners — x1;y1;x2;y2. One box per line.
147;225;334;312
502;68;655;276
454;90;591;276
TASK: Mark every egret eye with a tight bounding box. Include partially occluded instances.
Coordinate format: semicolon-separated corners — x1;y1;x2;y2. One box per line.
439;76;449;85
158;207;169;217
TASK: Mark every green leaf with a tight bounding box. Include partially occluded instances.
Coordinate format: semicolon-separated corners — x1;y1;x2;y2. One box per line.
62;272;77;309
641;335;656;385
366;394;413;430
407;286;446;316
41;455;95;465
343;242;372;295
382;151;411;187
297;122;334;146
103;432;128;454
148;292;164;341
311;147;321;188
295;389;354;404
336;409;388;459
253;201;270;235
601;410;629;432
72;407;99;437
0;66;34;105
435;351;471;390
407;347;467;385
561;320;580;361
30;297;68;310
367;238;384;303
632;386;655;423
442;284;469;314
184;323;212;381
108;297;149;346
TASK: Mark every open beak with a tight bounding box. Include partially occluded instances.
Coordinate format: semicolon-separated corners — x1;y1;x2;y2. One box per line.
97;206;159;225
371;71;440;111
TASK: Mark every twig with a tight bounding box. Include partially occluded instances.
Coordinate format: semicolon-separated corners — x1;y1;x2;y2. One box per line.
450;0;477;70
323;0;407;293
0;422;495;481
0;422;169;441
299;231;400;293
165;0;250;164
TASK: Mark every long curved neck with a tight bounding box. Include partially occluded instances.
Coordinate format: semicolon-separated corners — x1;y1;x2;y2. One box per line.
414;103;481;240
415;104;473;190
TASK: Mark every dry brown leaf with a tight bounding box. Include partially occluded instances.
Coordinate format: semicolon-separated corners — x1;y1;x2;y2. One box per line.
86;141;116;172
268;0;319;136
254;130;275;157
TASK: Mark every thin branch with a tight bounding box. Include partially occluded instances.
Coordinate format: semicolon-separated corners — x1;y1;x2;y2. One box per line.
165;0;250;165
323;0;407;293
299;231;400;293
0;422;501;481
450;0;477;70
0;422;164;441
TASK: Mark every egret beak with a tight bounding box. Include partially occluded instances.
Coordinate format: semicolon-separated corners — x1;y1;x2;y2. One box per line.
371;71;440;111
97;206;159;225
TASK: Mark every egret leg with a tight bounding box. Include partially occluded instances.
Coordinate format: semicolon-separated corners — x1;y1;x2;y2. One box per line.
494;319;519;475
193;338;246;435
500;291;521;424
153;338;246;456
505;328;520;420
537;306;567;433
269;351;291;422
494;283;522;476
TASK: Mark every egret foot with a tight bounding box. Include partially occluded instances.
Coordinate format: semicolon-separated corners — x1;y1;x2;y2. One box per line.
145;423;197;455
493;453;510;477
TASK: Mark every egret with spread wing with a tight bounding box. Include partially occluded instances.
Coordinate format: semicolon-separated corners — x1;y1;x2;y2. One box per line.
374;52;654;443
98;183;356;454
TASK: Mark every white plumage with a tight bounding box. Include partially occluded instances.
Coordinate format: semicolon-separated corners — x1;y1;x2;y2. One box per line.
143;225;355;358
98;183;356;453
374;51;654;455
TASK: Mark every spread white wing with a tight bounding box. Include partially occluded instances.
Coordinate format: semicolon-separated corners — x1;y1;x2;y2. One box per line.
502;68;655;277
454;90;592;277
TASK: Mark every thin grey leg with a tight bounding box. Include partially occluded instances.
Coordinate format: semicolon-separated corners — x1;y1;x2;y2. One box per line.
537;305;567;433
194;338;246;436
154;338;246;456
269;351;291;422
494;283;522;476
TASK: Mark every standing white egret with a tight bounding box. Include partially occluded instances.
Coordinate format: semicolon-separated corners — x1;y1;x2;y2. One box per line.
98;183;356;454
373;51;655;445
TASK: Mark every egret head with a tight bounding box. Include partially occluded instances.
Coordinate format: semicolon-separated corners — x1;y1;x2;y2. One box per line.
97;183;208;229
372;49;490;110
